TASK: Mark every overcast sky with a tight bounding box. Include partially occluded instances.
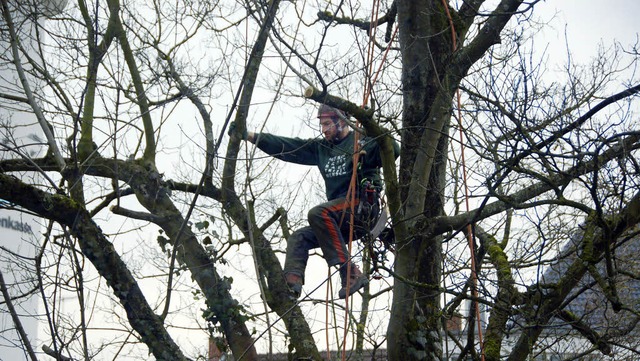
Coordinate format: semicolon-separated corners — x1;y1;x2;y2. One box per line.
538;1;639;62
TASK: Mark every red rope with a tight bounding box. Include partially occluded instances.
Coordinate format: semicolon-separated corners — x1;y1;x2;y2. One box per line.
441;1;486;359
339;1;398;360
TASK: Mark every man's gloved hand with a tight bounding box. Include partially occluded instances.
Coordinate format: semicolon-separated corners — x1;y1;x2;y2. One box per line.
228;121;248;140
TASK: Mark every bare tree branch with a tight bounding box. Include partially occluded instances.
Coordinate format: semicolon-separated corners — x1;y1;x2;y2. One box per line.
0;269;38;361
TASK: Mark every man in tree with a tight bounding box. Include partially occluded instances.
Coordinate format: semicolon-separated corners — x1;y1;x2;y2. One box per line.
232;104;399;299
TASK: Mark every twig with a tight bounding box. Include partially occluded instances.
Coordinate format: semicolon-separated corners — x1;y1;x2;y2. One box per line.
0;269;38;361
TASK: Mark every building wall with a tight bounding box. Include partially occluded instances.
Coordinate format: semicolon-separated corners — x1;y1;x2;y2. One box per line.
0;1;66;359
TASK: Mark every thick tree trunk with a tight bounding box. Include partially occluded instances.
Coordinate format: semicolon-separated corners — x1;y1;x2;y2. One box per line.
387;1;452;359
388;1;528;358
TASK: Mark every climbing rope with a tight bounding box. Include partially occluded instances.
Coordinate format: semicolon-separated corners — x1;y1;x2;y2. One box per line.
336;1;399;360
441;1;486;359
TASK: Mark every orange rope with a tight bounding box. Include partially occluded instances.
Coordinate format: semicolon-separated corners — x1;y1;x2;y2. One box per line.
441;1;485;359
330;3;484;359
338;2;399;360
362;0;381;105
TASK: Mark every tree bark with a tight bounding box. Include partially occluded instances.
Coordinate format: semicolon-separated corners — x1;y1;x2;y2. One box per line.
0;174;190;361
388;1;525;359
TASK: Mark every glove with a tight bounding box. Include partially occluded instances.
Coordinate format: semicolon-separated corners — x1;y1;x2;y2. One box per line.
228;121;248;140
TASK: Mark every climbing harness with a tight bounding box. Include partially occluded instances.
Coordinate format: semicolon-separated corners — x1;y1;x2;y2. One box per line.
356;178;394;279
356;179;380;223
333;2;399;360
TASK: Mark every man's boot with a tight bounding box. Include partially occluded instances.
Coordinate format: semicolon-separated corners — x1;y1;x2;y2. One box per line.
284;272;303;299
338;263;368;299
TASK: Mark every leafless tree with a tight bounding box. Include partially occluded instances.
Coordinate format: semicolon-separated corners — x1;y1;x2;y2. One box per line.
0;1;639;361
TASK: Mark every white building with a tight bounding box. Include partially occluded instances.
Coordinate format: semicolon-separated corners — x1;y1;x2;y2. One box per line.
0;1;66;359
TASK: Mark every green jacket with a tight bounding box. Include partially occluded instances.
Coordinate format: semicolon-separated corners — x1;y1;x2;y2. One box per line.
255;132;399;200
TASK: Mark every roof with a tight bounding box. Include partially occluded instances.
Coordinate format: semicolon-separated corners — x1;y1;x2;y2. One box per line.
536;228;640;341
